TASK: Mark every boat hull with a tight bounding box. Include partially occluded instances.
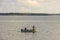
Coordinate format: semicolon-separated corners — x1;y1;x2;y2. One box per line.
21;29;36;33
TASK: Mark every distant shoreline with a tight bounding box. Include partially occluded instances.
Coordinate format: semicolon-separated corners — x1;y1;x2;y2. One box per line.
0;13;60;16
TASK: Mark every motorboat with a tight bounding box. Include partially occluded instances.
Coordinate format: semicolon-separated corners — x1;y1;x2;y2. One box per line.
21;26;36;33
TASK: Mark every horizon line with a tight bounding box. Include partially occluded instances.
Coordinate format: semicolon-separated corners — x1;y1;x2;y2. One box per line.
0;13;60;16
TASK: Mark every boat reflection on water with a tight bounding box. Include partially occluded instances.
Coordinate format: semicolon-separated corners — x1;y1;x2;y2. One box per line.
21;26;36;33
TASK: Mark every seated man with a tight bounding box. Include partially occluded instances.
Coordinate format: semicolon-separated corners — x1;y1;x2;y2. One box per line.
24;28;27;30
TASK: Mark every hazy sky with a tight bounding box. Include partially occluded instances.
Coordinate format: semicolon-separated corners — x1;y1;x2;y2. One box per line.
0;0;60;13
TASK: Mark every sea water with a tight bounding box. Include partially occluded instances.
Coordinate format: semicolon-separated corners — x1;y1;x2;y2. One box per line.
0;15;60;40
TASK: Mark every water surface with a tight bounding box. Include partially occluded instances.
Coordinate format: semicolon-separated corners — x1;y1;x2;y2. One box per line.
0;15;60;40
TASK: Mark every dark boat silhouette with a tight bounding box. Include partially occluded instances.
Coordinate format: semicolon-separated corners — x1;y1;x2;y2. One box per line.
21;26;36;33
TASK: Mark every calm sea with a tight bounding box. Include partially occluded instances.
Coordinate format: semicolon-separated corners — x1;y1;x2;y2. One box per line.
0;15;60;40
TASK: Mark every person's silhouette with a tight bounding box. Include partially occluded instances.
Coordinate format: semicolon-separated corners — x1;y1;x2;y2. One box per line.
33;25;35;31
25;28;27;30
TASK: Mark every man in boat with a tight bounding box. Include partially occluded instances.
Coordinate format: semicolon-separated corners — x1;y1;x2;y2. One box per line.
24;27;27;30
33;26;35;31
21;27;27;32
33;25;36;33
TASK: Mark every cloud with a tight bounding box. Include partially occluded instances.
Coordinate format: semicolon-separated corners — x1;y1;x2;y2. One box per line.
0;0;60;13
17;0;39;7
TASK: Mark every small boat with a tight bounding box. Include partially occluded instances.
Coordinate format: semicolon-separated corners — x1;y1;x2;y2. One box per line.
21;29;36;33
21;26;36;33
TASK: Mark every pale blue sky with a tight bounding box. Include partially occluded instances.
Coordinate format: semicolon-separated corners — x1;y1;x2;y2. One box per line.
0;0;60;13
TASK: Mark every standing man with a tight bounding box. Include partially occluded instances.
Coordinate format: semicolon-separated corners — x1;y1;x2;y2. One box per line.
33;25;35;31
